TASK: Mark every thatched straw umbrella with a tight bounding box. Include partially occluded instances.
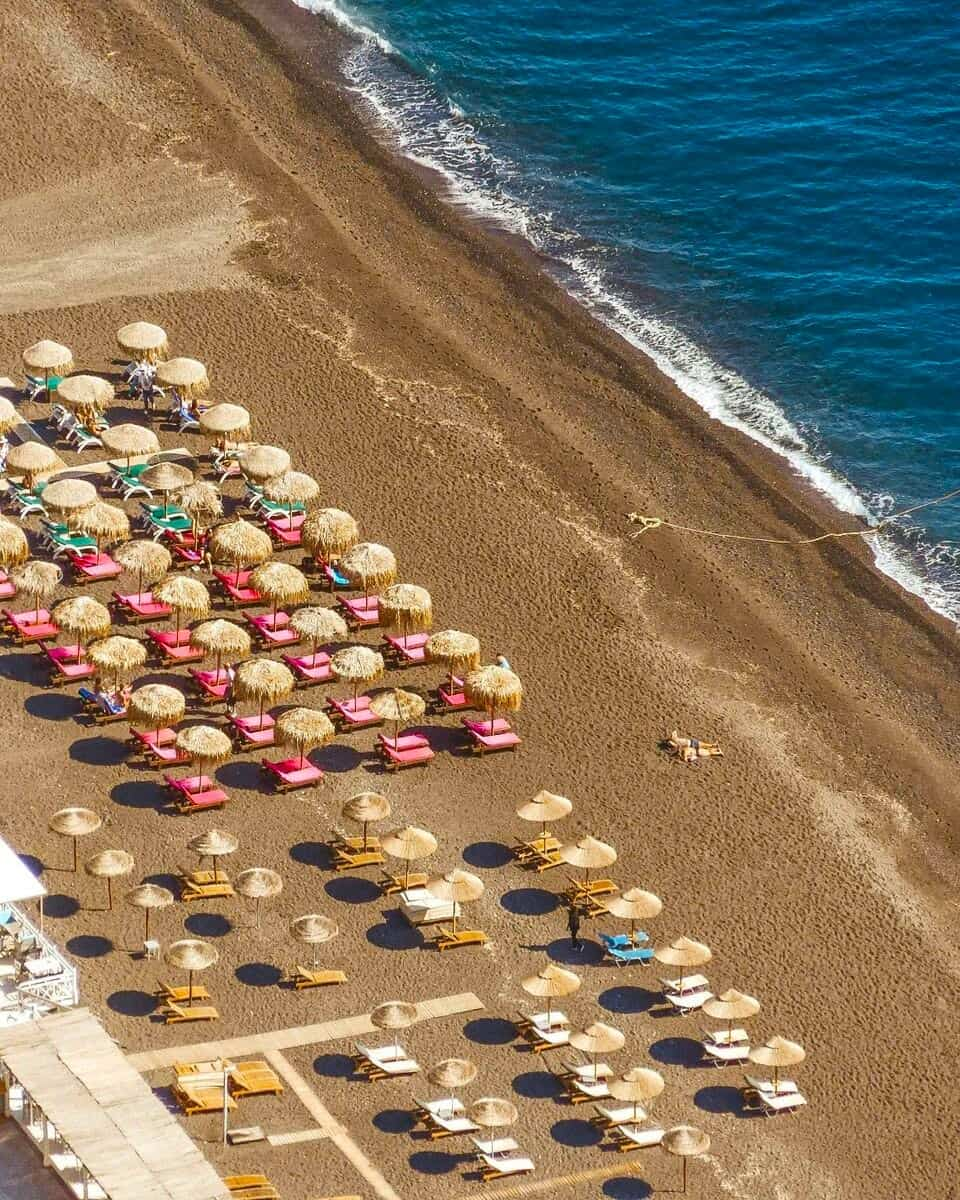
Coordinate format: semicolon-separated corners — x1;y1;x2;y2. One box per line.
249;562;309;622
49;807;102;872
469;1098;519;1157
341;791;391;852
290;607;348;660
426;869;483;936
153;575;210;636
369;688;425;749
381;826;437;891
155;358;209;398
175;725;232;778
653;936;712;993
125;882;174;942
56;376;114;426
233;658;294;724
165;938;218;1006
748;1036;805;1095
569;1022;625;1082
262;471;320;529
0;520;31;569
0;396;20;437
191;618;251;675
464;665;522;735
608;1067;665;1124
379;583;433;644
42;478;97;519
179;481;223;539
87;635;146;692
208;519;273;586
11;560;60;621
100;424;161;468
6;442;61;488
330;645;384;705
662;1125;710;1194
114;539;171;599
339;542;397;602
521;963;581;1026
275;707;335;770
605;888;663;946
199;403;251;447
425;629;480;693
370;999;419;1059
22;340;73;387
52;596;111;659
559;835;617;891
702;989;761;1046
84;849;134;911
117;322;168;364
236;867;283;929
291;913;338;968
140;461;193;517
240;444;290;484
302;508;359;562
188;828;239;883
516;790;572;854
428;1058;478;1117
128;683;185;742
69;500;130;562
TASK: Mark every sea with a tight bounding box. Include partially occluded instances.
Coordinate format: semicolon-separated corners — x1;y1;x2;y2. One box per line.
292;0;960;620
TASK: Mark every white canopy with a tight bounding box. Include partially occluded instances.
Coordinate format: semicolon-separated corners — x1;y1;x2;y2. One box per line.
0;836;46;905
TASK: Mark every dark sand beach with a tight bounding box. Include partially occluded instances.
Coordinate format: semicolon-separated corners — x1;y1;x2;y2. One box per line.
0;1;959;1197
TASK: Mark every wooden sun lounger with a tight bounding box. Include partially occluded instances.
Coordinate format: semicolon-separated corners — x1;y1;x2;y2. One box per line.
229;713;276;750
173;1081;238;1116
435;926;489;951
179;872;235;901
562;875;619;900
479;1153;535;1182
591;1103;648;1128
330;843;385;871
379;871;428;894
188;666;232;703
563;1075;611;1104
379;737;436;771
757;1089;807;1115
112;590;173;623
224;1176;279;1200
282;650;333;687
519;1024;569;1052
612;1124;666;1152
230;1061;284;1099
419;1107;481;1139
213;569;262;607
261;757;324;792
289;965;347;990
156;982;211;1003
161;1001;220;1024
352;1044;421;1080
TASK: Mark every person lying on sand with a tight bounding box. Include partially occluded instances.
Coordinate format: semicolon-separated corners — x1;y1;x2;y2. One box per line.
667;730;723;765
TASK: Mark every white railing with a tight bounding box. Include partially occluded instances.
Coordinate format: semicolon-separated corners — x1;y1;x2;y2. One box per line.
2;903;78;1014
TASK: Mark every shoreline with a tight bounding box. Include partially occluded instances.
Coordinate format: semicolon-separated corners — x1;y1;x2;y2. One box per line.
3;0;960;1195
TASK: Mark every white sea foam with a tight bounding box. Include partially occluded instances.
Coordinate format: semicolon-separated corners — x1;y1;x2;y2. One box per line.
293;1;960;624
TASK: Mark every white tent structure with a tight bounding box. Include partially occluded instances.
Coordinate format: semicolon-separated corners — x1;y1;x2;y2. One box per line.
0;836;46;906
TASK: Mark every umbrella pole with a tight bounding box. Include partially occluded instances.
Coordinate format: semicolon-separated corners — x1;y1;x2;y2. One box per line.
682;1156;687;1194
72;837;78;873
361;821;369;853
107;878;113;911
144;908;150;942
489;705;495;736
35;593;41;624
188;971;194;1007
138;567;144;601
212;856;219;884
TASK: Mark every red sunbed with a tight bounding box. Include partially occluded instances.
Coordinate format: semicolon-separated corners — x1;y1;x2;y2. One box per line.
435;683;470;711
282;650;333;686
265;515;304;546
467;728;521;754
41;643;95;685
261;756;324;791
228;712;275;749
338;595;380;627
165;775;228;812
243;610;300;647
0;572;15;601
462;716;513;736
383;633;429;665
378;732;430;751
5;611;59;643
213;569;262;606
147;628;203;664
131;727;177;749
380;741;436;770
112;591;173;622
188;667;231;703
326;694;383;729
69;551;122;581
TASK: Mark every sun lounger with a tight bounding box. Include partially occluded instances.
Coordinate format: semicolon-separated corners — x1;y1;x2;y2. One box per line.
9;486;46;517
591;1104;648;1128
166;774;229;813
562;877;618;906
224;1175;279;1200
353;1042;420;1079
379;737;435;771
229;713;276;750
613;1124;666;1152
563;1075;611;1104
663;988;713;1014
69;551;122;582
146;626;203;663
173;1081;238;1116
261;757;324;792
331;843;385;871
4;608;59;644
518;1010;569;1032
561;1061;614;1081
383;632;428;666
478;1153;535;1182
701;1026;748;1045
24;373;62;401
379;870;428;894
289;965;347;990
702;1038;751;1065
757;1089;807;1115
188;666;232;703
0;573;15;601
600;933;654;966
282;649;333;687
464;724;522;754
462;716;512;736
419;1097;466;1119
228;1061;284;1099
244;609;299;647
79;687;128;723
130;727;177;751
435;926;489;951
398;888;460;927
112;590;173;622
179;872;235;902
40;642;95;685
169;540;205;565
316;560;350;590
338;594;380;627
156;982;212;1003
213;569;263;606
513;835;561;861
433;681;471;711
326;694;382;730
265;514;304;546
742;1074;798;1097
162;1001;220;1024
418;1107;480;1139
136;737;190;768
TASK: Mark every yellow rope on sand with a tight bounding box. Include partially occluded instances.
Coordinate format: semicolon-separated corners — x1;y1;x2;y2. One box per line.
627;485;960;546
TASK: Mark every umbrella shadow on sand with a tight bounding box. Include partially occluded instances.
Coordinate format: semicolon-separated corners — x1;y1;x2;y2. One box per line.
500;888;558;916
408;1150;466;1176
694;1084;762;1119
290;841;333;870
69;736;129;766
1;653;43;687
42;894;80;919
602;1179;653;1199
462;842;513;869
111;781;165;811
649;1037;704;1069
462;1017;516;1046
25;691;79;721
512;1070;563;1099
373;1109;418;1135
108;990;156;1018
544;937;605;967
325;876;380;904
598;985;658;1015
366;911;424;952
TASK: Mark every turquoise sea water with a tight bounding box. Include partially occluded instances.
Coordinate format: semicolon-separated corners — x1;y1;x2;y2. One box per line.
295;0;960;618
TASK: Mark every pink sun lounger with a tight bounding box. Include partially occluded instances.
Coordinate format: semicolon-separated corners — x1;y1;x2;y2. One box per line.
261;756;324;792
141;740;190;768
243;610;300;647
0;572;15;601
383;633;429;665
327;694;383;730
130;727;177;750
229;712;276;749
378;732;430;752
462;716;513;736
40;643;95;685
466;727;522;755
338;594;380;627
436;682;470;711
147;628;203;664
5;609;59;643
69;551;122;581
112;590;173;622
265;514;305;545
188;666;232;703
213;569;262;606
282;650;333;687
165;774;228;812
379;740;436;771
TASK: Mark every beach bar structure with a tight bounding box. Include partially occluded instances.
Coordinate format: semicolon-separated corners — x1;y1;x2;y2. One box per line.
0;1008;231;1200
0;835;78;1020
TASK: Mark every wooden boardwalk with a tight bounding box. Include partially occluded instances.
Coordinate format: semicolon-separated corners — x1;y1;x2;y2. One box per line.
452;1161;649;1200
128;991;483;1072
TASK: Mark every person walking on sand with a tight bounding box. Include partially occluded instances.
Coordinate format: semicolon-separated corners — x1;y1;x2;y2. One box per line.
567;903;582;951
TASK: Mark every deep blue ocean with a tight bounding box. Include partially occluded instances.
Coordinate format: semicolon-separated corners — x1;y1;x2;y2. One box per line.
295;0;960;618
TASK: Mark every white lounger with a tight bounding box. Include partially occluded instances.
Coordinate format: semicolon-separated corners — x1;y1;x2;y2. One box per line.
471;1136;519;1158
418;1097;465;1119
563;1060;613;1080
743;1074;798;1095
702;1039;751;1065
399;887;460;926
615;1124;665;1150
660;973;709;994
479;1153;535;1179
522;1010;569;1030
593;1103;647;1126
759;1089;807;1115
701;1026;748;1045
424;1111;479;1135
664;987;713;1013
355;1041;421;1075
569;1077;611;1101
